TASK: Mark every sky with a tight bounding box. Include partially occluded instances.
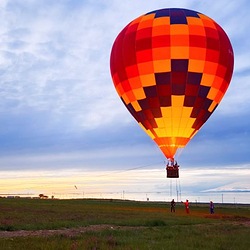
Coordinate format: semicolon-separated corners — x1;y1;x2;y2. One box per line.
0;0;249;203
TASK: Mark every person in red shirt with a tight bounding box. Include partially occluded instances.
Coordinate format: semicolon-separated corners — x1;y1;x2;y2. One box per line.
181;199;189;214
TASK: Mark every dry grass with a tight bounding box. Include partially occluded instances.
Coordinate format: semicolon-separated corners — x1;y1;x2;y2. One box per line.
0;198;249;249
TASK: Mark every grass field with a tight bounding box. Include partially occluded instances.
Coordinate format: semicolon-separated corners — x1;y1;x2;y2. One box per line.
0;198;249;249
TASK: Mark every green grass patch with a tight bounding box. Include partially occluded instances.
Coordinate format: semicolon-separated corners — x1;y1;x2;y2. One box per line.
0;198;218;230
0;198;249;249
0;225;249;250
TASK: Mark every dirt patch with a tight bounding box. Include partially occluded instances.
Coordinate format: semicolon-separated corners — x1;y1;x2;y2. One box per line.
0;225;146;238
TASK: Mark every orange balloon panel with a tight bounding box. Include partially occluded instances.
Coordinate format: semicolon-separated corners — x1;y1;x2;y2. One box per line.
110;8;234;159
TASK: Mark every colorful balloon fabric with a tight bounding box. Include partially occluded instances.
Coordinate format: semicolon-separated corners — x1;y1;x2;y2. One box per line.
110;8;234;159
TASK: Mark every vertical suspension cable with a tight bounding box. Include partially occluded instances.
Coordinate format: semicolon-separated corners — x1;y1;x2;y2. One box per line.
170;179;172;199
176;178;178;202
178;178;182;201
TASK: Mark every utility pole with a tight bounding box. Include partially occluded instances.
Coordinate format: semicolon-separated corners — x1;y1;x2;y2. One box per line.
222;194;224;204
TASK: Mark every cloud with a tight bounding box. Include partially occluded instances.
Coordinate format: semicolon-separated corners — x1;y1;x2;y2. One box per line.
0;0;248;129
1;165;249;203
0;0;147;135
0;141;163;171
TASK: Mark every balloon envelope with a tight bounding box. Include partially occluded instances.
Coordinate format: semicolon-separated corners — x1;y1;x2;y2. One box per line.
110;8;234;159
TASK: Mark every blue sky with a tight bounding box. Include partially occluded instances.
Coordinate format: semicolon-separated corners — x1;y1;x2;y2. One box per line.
0;0;249;202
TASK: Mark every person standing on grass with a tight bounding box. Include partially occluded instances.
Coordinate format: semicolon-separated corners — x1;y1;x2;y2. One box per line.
171;199;175;212
181;199;189;214
210;201;214;214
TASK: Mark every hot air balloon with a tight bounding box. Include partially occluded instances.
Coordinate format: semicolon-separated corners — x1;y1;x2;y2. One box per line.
110;8;234;178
